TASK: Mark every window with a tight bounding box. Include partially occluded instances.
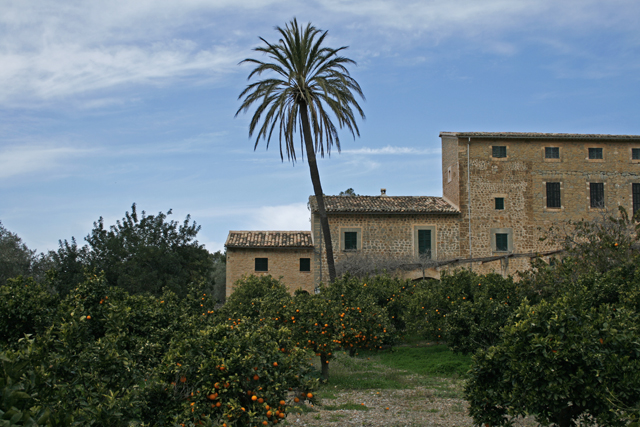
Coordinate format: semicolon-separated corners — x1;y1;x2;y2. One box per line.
590;183;604;208
344;231;358;251
495;197;505;210
633;184;640;216
255;258;268;272
495;234;509;252
546;182;561;208
300;258;311;272
633;148;640;160
418;229;432;259
414;226;436;259
491;228;512;253
545;147;560;159
589;147;603;159
492;146;507;158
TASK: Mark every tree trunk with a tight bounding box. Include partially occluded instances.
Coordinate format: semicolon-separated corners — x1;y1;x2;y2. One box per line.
320;352;330;380
299;102;337;283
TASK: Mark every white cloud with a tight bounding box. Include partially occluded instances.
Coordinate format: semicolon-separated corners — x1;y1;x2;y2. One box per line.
1;0;638;106
252;203;310;231
342;146;440;155
0;144;93;179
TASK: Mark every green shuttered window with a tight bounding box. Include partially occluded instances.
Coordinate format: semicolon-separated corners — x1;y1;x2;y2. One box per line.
418;229;432;259
344;232;358;251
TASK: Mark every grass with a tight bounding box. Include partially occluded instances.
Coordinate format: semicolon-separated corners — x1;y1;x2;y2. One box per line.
312;342;471;400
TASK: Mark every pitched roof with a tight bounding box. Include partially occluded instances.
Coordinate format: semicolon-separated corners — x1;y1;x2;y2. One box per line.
225;231;314;248
309;196;459;214
440;131;640;141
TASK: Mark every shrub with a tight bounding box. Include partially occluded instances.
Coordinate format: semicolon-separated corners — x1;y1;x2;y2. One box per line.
0;277;59;347
155;318;317;426
406;270;520;354
465;295;640;427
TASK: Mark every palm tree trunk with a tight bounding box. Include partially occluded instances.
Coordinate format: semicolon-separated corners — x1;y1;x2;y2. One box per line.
299;102;337;283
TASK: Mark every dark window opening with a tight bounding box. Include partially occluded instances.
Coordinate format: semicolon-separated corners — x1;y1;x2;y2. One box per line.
496;233;509;252
545;147;560;159
255;258;268;272
300;258;311;272
495;197;505;210
418;229;432;259
633;148;640;160
590;183;605;208
589;147;603;159
344;232;358;251
492;146;507;158
546;182;561;208
633;184;640;216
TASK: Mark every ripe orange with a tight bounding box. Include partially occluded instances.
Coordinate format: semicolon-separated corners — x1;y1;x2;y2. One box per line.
279;400;286;406
273;362;278;367
180;376;187;383
252;395;257;401
86;315;91;320
258;398;264;403
253;374;259;381
294;397;299;403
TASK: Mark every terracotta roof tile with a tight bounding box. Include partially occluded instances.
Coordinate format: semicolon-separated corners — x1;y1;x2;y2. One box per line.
225;231;313;248
440;131;640;140
309;196;459;214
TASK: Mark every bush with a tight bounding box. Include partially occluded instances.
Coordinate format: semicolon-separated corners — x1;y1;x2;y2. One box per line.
465;295;640;427
0;277;59;347
406;270;520;354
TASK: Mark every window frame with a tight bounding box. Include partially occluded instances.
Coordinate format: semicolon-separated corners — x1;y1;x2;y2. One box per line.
491;228;513;253
632;148;640;162
588;147;604;160
633;183;640;217
495;197;505;210
300;257;311;272
546;182;562;209
589;182;605;209
340;228;362;252
544;146;560;159
255;258;268;272
492;145;507;159
413;225;436;260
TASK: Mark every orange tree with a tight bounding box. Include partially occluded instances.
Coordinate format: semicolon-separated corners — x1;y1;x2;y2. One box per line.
405;270;522;354
0;276;60;347
221;275;394;380
154;318;317;427
466;295;640;427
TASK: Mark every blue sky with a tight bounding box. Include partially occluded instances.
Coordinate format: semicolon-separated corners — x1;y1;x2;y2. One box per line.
1;0;639;254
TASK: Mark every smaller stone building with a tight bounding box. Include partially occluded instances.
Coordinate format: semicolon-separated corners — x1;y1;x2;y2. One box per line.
225;231;315;297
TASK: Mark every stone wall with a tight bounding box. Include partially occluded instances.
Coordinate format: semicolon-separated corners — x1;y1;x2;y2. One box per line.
313;212;460;284
226;247;315;297
455;136;640;276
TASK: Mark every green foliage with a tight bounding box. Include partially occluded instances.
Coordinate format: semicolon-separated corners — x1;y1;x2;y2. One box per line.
406;270;520;354
375;345;472;377
0;222;33;286
84;203;211;297
465;296;640;427
219;275;291;320
222;275;394;380
0;340;52;427
155;318;317;426
0;277;59;348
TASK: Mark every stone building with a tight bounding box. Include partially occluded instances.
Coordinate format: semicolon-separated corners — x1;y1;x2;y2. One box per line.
226;132;640;294
225;231;315;297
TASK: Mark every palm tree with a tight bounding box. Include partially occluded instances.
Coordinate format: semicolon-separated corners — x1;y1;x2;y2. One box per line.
236;18;365;283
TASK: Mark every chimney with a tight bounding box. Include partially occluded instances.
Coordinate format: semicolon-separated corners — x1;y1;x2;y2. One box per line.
380;188;387;196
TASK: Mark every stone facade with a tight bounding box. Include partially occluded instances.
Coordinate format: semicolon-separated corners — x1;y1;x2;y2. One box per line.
442;132;640;275
226;132;640;293
225;231;315;296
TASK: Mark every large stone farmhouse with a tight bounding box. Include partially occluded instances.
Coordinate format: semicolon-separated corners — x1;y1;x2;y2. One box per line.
226;132;640;296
